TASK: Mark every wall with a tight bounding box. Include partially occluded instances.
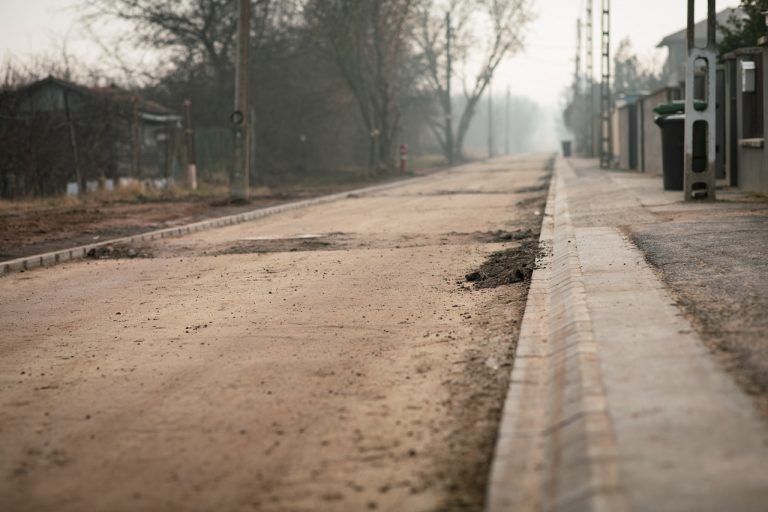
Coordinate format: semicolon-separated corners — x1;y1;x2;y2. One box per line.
739;145;765;192
619;105;631;169
733;46;768;194
639;88;673;174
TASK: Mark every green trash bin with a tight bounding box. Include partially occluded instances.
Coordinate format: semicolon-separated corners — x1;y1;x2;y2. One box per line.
653;101;708;191
561;140;572;157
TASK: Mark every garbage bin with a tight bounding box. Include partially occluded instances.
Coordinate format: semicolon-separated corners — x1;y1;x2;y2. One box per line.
655;113;685;191
561;140;572;157
653;100;709;191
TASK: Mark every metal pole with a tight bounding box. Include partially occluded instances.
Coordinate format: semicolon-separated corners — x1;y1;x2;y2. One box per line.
687;0;695;52
587;1;594;154
574;18;582;154
707;0;716;49
446;11;454;165
231;0;250;200
600;0;612;169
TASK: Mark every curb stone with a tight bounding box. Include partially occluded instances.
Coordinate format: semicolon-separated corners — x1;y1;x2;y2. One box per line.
486;157;629;512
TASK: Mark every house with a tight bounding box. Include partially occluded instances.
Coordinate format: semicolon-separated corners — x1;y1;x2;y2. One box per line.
657;7;744;88
611;7;768;195
0;76;182;198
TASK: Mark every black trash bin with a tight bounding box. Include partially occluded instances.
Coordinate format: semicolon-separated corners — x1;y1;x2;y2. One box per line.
561;140;572;157
655;113;685;191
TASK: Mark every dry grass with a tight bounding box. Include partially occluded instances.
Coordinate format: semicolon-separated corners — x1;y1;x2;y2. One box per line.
0;182;229;212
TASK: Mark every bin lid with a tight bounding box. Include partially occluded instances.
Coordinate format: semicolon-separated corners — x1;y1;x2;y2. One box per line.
653;100;708;115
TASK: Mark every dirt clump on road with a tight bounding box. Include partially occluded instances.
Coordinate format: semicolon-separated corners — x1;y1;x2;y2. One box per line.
221;235;346;255
86;243;154;259
465;238;539;289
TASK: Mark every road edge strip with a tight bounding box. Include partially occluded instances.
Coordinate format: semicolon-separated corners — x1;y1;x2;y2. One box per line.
486;156;629;512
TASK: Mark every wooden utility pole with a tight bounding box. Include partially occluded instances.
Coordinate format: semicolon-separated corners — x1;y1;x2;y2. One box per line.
445;12;454;165
130;96;142;179
183;99;197;190
63;90;83;198
231;0;251;200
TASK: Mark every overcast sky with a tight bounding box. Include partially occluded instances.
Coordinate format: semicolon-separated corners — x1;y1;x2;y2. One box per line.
0;0;744;108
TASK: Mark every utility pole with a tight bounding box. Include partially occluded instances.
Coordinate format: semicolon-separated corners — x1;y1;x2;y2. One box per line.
683;0;717;201
505;86;511;155
599;0;612;169
586;0;594;157
445;12;454;165
183;99;197;190
574;18;582;154
130;96;142;179
487;81;494;159
63;90;83;198
230;0;250;200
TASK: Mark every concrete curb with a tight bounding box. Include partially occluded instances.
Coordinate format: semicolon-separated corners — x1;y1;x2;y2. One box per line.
0;174;433;277
486;157;629;512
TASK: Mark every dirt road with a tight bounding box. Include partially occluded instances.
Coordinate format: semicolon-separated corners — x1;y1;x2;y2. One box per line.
0;156;550;512
0;173;417;262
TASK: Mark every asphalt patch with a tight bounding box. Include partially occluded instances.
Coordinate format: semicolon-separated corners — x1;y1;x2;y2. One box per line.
465;239;539;288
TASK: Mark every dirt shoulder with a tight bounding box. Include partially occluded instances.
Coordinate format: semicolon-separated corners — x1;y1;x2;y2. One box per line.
0;172;428;262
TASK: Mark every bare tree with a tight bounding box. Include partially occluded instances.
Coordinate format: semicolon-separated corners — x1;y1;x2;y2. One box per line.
415;0;534;163
80;0;279;85
306;0;417;171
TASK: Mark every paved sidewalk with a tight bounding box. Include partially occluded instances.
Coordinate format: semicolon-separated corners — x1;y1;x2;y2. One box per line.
488;157;768;512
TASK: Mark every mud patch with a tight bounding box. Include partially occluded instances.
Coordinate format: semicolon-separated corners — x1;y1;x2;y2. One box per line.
465;239;539;288
220;234;348;255
513;183;549;194
480;229;535;242
86;243;153;259
417;190;512;196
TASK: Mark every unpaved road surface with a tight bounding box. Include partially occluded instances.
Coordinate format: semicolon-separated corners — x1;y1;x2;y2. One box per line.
0;156;550;512
0;174;418;262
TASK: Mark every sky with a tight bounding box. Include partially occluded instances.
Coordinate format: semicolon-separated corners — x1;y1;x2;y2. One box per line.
0;0;745;109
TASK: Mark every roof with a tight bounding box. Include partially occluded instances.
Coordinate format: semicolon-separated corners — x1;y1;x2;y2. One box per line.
657;7;745;48
88;83;176;116
16;76;178;119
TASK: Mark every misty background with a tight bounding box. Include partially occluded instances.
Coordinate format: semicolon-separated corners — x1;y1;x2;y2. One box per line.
0;0;743;197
